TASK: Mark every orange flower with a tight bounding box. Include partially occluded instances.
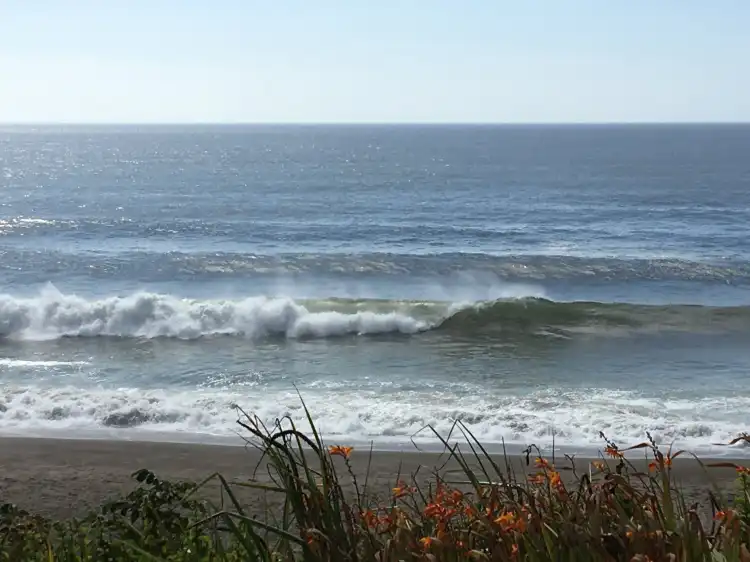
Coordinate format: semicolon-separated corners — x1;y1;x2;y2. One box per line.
328;445;353;459
549;470;562;488
450;489;464;504
464;504;478;518
604;445;623;459
626;530;634;540
650;455;673;471
361;509;378;528
494;511;518;531
736;466;750;476
511;543;519;557
392;480;414;498
419;536;434;550
528;472;547;485
715;510;734;522
424;502;446;519
535;457;550;469
379;512;394;528
591;461;607;472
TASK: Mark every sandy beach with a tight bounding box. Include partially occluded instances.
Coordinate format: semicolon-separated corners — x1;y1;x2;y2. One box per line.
0;436;742;521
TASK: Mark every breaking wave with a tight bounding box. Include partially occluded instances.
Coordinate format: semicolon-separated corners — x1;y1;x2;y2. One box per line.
0;286;429;340
1;286;748;341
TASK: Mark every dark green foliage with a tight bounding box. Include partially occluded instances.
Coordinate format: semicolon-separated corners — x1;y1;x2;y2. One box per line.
0;468;245;561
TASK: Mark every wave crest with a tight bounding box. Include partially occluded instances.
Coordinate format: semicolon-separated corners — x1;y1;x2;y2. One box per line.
0;286;427;341
1;286;748;342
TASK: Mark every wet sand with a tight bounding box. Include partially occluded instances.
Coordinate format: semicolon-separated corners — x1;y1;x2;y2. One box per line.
0;437;743;520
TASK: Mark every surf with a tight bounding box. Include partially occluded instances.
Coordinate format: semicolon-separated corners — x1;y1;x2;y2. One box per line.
1;285;748;341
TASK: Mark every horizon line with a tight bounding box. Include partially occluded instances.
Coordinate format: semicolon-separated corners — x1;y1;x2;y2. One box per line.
1;121;750;127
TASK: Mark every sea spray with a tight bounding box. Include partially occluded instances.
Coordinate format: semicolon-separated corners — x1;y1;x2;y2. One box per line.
0;285;430;340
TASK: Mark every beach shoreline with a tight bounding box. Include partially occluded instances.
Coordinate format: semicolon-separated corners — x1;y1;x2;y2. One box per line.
0;436;743;521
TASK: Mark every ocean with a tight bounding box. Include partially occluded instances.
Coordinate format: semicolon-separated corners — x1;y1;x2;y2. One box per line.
1;124;749;456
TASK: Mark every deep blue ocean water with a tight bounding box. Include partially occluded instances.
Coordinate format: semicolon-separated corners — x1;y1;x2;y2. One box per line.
1;124;749;455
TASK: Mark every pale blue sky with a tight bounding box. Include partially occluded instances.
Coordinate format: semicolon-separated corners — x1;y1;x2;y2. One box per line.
1;1;748;123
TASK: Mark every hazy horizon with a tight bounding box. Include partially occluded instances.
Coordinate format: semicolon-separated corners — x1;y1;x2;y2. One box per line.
2;121;750;127
2;1;748;124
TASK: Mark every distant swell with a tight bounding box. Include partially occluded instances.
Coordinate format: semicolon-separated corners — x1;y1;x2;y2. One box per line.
3;249;750;284
1;286;748;341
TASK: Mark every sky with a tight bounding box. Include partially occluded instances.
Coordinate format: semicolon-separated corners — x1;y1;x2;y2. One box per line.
0;1;748;124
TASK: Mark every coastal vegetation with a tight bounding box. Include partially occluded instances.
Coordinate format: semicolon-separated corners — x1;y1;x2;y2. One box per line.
2;403;749;561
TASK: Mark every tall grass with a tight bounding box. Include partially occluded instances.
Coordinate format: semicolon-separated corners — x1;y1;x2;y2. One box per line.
1;402;749;561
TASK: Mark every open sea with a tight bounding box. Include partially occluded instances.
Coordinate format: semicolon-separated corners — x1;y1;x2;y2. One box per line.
1;124;749;456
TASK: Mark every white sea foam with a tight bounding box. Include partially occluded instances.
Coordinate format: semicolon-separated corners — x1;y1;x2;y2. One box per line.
0;385;747;457
0;359;89;368
0;285;429;341
2;285;747;341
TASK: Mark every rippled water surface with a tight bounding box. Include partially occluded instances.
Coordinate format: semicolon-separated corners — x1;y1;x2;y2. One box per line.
1;125;749;455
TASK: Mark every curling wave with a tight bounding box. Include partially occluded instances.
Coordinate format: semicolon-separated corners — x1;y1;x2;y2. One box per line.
437;299;750;335
0;286;748;341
